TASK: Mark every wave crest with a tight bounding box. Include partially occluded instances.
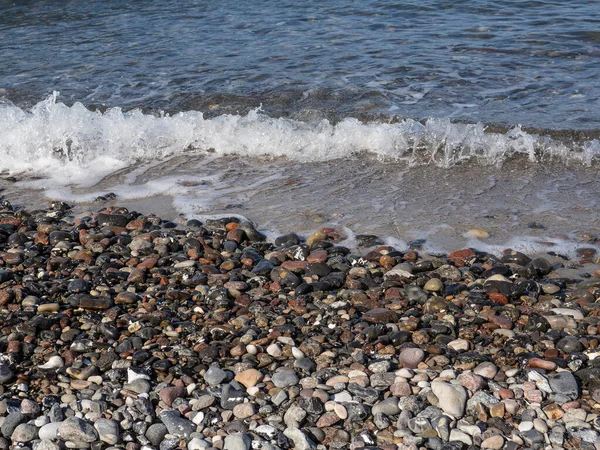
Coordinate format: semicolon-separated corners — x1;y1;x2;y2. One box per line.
1;92;598;187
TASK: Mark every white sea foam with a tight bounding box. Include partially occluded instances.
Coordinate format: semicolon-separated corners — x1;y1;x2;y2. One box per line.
1;93;599;191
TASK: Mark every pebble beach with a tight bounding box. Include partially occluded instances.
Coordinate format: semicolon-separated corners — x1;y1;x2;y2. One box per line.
0;199;599;450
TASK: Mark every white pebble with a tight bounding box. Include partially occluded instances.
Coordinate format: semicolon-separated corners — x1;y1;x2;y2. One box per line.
334;404;348;420
533;418;548;433
291;347;305;359
38;356;64;370
267;344;282;357
246;344;258;355
518;421;534;432
505;368;519;377
396;368;414;378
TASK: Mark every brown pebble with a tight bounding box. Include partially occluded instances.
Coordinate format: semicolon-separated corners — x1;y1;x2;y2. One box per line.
543;403;564;421
316;412;341;428
527;358;557;371
307;250;328;263
363;308;399;323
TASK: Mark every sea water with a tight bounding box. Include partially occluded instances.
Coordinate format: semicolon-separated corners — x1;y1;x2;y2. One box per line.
1;0;599;256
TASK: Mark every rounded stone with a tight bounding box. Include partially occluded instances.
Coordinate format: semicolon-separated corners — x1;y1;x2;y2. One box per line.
556;336;583;354
223;432;252;450
11;423;38;443
424;278;443;292
272;371;299;388
473;362;498;379
431;381;467;418
204;366;228;386
399;348;425;369
481;435;504;449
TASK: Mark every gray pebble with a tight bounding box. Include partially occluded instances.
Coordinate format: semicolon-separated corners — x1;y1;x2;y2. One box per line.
223;432;252;450
204;366;229;386
58;418;98;443
158;410;195;438
11;423;38;443
1;412;25;439
271;372;299;388
145;423;168;446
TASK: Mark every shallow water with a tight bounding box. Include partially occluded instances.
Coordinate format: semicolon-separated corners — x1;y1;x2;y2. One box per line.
3;149;599;257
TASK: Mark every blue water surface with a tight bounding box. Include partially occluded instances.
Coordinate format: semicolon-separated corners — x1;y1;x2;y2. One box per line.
1;0;599;129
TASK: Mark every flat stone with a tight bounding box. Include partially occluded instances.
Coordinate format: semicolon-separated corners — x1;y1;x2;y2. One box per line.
232;403;256;420
424;278;443;292
58;418;98;443
457;372;485;393
466;391;499;416
316;412;341;428
549;371;579;401
1;412;25;438
473;362;498;379
283;427;316;450
520;429;545;446
363;308;398;323
447;338;470;352
481;435;504;449
35;439;61;450
550;308;584;320
284;405;306;428
188;437;210;450
234;369;263;388
145;423;168;446
0;364;15;385
221;384;246;409
390;381;411;397
124;379;151;394
372;398;401;416
37;303;60;313
38;356;64;370
449;429;472;445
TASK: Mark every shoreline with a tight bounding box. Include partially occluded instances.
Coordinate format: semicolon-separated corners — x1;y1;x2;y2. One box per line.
0;199;599;449
2;152;600;262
